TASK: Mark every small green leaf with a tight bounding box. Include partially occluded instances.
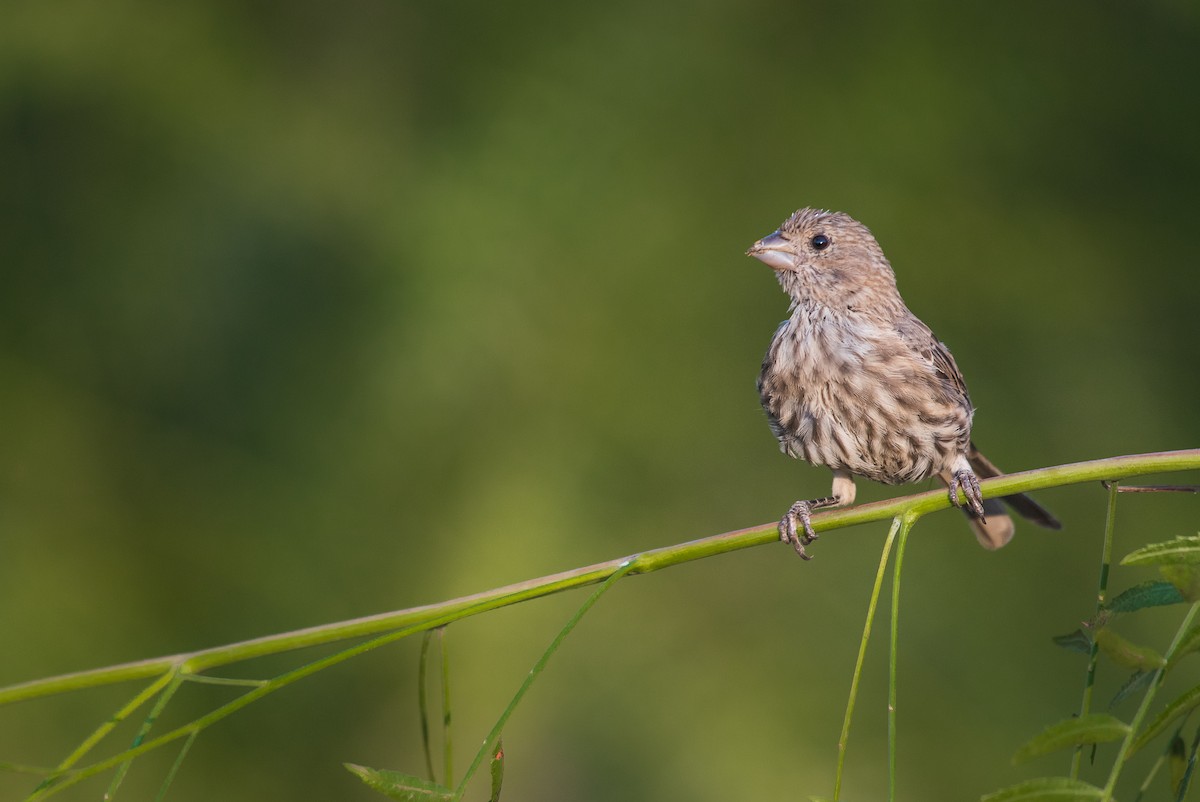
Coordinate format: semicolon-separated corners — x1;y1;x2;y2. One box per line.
981;776;1106;801
1109;670;1154;708
1122;536;1200;567
1012;714;1131;765
1130;683;1200;755
1104;580;1186;613
489;740;504;802
344;764;454;801
1095;628;1166;671
1052;630;1093;655
1160;564;1200;602
1167;625;1200;670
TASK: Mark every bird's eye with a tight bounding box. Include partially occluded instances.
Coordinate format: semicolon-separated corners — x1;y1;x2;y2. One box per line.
810;234;831;251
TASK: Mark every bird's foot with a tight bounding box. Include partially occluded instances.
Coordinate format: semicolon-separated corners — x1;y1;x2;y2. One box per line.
948;469;986;521
779;497;835;560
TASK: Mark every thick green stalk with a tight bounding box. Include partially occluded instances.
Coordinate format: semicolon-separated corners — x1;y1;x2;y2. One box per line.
3;450;1197;709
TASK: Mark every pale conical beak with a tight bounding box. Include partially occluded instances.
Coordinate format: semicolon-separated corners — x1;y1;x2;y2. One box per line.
746;231;793;271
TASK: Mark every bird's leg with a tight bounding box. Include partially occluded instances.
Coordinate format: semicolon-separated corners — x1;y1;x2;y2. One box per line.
780;470;856;560
947;457;986;520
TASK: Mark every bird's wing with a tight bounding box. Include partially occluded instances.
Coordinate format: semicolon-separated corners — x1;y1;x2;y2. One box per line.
928;337;970;402
896;315;972;406
757;319;793;441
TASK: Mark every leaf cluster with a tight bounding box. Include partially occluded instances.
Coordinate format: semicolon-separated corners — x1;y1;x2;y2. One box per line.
989;535;1200;802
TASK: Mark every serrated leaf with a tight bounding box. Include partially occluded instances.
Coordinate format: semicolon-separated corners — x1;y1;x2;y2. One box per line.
1130;683;1200;755
1109;670;1154;708
1012;714;1131;765
1160;564;1200;602
980;776;1106;801
1104;580;1186;613
1122;536;1200;567
1095;628;1166;671
344;764;454;801
1167;626;1200;670
1052;630;1094;654
489;740;504;802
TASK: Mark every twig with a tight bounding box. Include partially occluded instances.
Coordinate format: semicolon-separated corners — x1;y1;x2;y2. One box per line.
3;449;1198;708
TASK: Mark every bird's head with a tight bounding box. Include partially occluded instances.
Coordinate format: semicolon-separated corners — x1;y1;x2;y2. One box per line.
747;208;898;309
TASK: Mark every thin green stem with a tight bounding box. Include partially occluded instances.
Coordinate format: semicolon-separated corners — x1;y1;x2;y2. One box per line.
1101;601;1200;801
453;559;636;799
27;599;500;800
4;450;1196;709
888;513;917;802
1072;481;1119;779
0;762;53;776
180;675;267;688
1131;749;1165;802
833;515;902;802
440;627;453;788
51;670;177;773
153;731;197;802
418;630;436;783
105;672;185;799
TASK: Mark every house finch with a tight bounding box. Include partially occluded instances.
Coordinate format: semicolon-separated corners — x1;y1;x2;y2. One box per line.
748;208;1060;559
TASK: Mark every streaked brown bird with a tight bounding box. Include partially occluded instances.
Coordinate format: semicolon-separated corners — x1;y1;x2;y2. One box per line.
748;208;1060;559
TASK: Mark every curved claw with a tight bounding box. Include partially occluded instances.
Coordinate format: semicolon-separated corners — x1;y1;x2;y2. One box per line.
779;500;818;560
949;469;986;521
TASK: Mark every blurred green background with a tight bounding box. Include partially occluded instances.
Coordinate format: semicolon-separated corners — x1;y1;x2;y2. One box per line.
2;1;1198;799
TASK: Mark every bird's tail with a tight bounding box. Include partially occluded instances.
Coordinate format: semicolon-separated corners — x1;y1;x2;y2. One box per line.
939;443;1062;550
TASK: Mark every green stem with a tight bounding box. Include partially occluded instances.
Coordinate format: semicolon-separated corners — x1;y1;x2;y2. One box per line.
153;731;197;802
105;672;184;799
453;559;636;799
1101;601;1200;801
888;513;917;802
1131;749;1165;802
1072;481;1119;779
418;630;437;783
27;598;499;800
441;627;453;788
3;450;1197;709
834;515;902;801
53;670;177;772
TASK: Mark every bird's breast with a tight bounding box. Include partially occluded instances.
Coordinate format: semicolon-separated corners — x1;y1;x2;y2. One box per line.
758;307;971;484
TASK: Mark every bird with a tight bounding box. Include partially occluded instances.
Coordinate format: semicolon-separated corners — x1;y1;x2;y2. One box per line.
747;207;1060;559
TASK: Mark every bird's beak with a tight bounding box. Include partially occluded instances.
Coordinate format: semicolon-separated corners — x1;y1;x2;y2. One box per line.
746;231;793;271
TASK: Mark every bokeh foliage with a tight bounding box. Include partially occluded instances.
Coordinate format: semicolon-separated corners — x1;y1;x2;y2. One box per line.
1;1;1197;800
